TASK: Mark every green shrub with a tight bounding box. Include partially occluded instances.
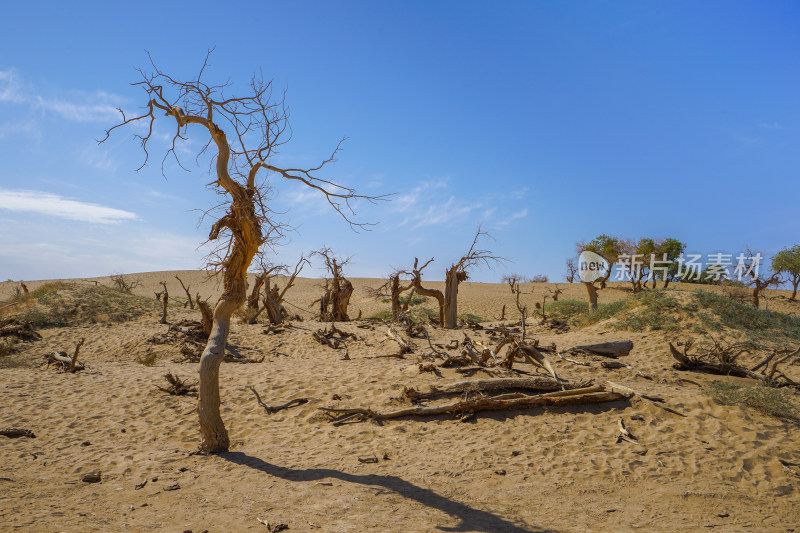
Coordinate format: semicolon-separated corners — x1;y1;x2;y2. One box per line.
380;294;428;307
458;312;484;323
709;381;799;420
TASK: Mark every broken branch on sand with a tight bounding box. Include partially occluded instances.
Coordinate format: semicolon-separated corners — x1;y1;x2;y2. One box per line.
248;386;309;414
45;338;85;372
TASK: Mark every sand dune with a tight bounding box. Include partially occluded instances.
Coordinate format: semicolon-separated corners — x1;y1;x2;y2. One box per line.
1;272;798;532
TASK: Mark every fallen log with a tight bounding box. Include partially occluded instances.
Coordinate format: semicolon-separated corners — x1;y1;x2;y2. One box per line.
403;377;587;401
0;428;35;438
569;341;633;357
319;386;624;424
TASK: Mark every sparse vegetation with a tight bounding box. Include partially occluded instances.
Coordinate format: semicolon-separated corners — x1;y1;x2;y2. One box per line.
381;293;428;307
693;290;800;341
135;350;158;367
708;381;799;420
1;282;158;328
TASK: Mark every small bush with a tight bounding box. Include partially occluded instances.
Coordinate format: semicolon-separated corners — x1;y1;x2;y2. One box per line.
709;381;799;420
458;312;484;323
530;274;549;283
0;338;19;357
136;350;158;367
380;294;428;307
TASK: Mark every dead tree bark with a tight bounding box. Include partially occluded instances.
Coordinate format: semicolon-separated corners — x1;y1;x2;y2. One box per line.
102;53;383;452
158;281;169;324
314;248;353;322
174;275;194;309
262;256;308;325
196;294;213;337
410;257;445;326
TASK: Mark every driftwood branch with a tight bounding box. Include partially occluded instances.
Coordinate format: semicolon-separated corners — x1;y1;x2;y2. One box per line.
45;338;86;372
319;386;623;424
248;386;309;414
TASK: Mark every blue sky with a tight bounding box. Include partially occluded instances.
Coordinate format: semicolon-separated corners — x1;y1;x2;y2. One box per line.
1;1;798;282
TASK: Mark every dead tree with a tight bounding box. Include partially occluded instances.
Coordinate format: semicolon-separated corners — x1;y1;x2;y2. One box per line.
442;228;501;329
565;258;578;283
110;274;140;293
368;270;414;321
196;293;213;337
156;281;169;324
102;52;383;453
314;248;354;322
502;274;528;341
261;256;308;324
245;262;285;323
174;275;194;309
410;257;445;326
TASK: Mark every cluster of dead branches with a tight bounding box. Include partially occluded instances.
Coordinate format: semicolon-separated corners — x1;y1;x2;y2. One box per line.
670;338;800;388
0;318;40;341
110;274;141;293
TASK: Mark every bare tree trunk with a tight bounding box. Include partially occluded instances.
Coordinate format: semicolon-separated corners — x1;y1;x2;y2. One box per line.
196;294;213;337
158;281;168;324
443;265;465;329
752;286;760;308
791;279;798;300
175;275;194;309
411;279;444;325
584;282;598;312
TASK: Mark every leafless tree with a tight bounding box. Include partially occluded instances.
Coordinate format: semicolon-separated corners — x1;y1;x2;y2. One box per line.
502;274;528;340
368;269;415;321
411;228;501;329
261;256;308;324
564;258;578;283
174;275;194;309
101;52;384;453
110;274;141;293
313;247;354;322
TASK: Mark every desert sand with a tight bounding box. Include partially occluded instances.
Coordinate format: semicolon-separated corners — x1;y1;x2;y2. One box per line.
1;272;799;532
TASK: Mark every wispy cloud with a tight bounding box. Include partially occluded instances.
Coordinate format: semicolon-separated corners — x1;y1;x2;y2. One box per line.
0;189;137;224
0;68;123;122
493;208;528;227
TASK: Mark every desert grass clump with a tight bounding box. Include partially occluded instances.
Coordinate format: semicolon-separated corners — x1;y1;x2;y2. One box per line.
135;350;158;367
0;337;19;357
381;293;428;307
693;290;800;341
458;312;485;323
709;381;799;420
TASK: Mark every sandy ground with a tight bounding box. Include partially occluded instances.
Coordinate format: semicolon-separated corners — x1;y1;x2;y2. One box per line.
1;272;799;532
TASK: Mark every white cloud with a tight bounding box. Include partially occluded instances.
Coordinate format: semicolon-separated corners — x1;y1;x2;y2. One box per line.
0;189;137;224
493;208;528;227
0;68;124;122
0;69;25;103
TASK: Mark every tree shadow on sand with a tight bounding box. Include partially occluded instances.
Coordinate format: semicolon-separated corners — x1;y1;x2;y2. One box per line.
220;451;556;533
